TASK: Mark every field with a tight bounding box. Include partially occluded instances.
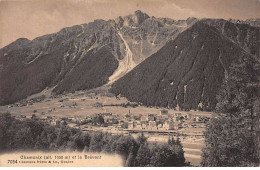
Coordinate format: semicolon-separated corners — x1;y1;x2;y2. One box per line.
0;90;212;118
0;89;211;166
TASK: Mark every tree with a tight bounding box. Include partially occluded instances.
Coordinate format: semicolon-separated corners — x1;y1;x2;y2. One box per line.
201;55;260;166
136;132;147;145
111;136;138;160
135;143;151;166
31;114;37;120
149;142;186;167
66;133;84;151
101;133;120;153
80;133;91;151
125;150;135;167
92;114;104;125
0;112;14;152
168;135;176;145
55;126;71;148
34;131;49;150
89;132;103;152
13;127;34;149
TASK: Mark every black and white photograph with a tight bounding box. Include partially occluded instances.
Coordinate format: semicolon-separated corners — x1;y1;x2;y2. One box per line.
0;0;259;167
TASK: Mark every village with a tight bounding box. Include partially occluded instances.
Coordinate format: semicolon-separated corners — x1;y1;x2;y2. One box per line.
14;108;211;135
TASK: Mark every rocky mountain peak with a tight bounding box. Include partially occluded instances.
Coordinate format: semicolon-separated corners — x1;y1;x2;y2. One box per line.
115;10;150;27
133;10;150;23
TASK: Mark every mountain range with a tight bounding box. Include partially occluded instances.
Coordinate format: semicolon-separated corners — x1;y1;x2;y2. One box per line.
0;11;259;111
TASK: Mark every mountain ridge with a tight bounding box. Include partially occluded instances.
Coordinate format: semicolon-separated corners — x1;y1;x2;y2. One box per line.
0;11;259;108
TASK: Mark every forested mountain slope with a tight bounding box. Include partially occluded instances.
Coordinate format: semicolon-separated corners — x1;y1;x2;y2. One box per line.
110;20;258;111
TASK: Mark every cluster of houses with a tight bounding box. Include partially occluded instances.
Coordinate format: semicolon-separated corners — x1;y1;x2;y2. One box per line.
126;110;210;131
7;95;46;108
14;109;210;133
15;114;69;126
78;110;210;132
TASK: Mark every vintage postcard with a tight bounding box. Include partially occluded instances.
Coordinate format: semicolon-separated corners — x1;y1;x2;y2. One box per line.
0;0;259;167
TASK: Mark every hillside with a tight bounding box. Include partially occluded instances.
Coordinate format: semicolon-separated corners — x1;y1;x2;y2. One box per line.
110;20;256;111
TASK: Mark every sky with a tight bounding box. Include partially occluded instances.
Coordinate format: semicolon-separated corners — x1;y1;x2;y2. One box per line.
0;0;260;48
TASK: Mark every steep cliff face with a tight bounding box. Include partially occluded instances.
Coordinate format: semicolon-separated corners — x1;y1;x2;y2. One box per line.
115;12;198;64
110;20;258;111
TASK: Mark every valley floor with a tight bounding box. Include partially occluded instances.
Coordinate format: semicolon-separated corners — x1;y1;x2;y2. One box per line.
0;90;211;166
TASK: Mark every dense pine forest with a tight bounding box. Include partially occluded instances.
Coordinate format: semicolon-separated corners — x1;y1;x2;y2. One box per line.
201;54;260;166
